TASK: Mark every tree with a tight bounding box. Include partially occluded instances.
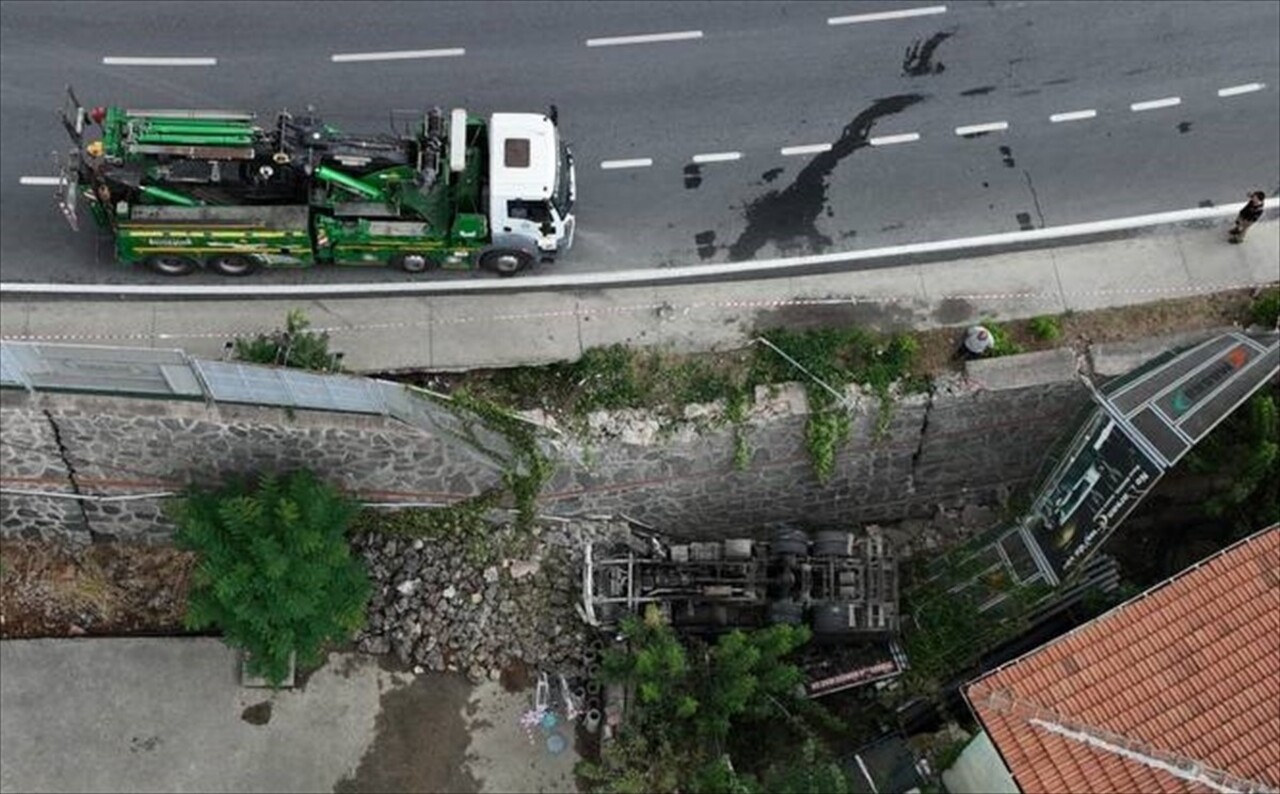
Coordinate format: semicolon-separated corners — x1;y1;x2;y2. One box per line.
173;469;371;686
579;605;840;794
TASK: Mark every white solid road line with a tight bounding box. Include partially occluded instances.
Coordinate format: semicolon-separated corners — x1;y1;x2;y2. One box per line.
1130;97;1181;111
600;159;654;170
955;121;1009;136
869;132;921;146
331;48;465;63
828;5;947;25
781;143;832;156
1217;82;1266;97
19;177;63;186
102;56;217;66
586;30;702;47
1050;109;1098;123
691;152;742;164
9;199;1275;298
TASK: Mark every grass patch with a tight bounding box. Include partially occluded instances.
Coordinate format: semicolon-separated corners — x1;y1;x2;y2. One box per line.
1028;315;1062;342
1249;287;1280;328
981;320;1024;357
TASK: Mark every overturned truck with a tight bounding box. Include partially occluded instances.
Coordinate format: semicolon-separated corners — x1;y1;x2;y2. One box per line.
580;525;909;697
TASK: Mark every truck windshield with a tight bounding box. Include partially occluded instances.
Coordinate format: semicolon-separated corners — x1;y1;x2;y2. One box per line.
552;141;573;217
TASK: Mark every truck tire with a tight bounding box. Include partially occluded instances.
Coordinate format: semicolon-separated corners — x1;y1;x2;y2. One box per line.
812;601;858;636
394;252;436;273
146;254;198;277
207;254;260;277
768;599;804;626
770;526;810;558
813;530;853;557
480;249;531;277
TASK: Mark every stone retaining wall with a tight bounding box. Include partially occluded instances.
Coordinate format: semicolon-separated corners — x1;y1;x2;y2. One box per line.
0;363;1091;543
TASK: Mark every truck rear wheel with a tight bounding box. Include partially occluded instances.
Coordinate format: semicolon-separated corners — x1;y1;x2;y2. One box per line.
480;249;531;277
770;526;810;558
813;530;853;557
207;254;260;277
146;254;198;277
394;253;436;273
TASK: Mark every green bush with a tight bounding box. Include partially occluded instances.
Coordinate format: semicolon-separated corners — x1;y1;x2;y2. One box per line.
1028;315;1062;342
1249;287;1280;328
173;470;371;686
234;309;339;372
983;321;1023;357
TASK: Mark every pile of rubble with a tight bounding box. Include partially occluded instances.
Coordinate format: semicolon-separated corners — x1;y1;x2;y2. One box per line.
352;518;629;684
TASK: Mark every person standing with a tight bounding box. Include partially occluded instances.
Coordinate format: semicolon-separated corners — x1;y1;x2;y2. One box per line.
1229;191;1267;243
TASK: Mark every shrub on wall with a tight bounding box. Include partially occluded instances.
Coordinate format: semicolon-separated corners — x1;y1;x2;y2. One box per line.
172;469;371;686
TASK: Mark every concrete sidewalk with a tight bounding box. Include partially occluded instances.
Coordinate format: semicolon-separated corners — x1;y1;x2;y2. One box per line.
0;638;580;794
1;219;1276;373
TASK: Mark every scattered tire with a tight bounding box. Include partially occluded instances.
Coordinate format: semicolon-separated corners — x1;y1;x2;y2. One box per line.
770;526;810;558
480;249;531;276
146;254;198;277
768;599;804;626
812;601;858;636
206;254;260;277
813;530;853;557
394;252;436;273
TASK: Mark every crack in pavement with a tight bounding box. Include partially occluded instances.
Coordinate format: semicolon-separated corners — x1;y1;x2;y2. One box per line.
728;94;926;262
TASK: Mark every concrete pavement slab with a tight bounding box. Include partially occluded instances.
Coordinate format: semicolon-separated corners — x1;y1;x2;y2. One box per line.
965;348;1079;392
0;638;581;794
1173;221;1280;289
1051;236;1199;313
428;292;581;371
917;249;1066;325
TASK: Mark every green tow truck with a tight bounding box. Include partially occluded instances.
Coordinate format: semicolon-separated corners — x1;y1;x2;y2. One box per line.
54;88;576;276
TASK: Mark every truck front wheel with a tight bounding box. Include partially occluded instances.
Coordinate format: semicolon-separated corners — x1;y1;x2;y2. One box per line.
480;249;531;277
146;255;198;277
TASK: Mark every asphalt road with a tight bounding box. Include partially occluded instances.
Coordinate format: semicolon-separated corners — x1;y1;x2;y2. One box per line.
1;0;1277;285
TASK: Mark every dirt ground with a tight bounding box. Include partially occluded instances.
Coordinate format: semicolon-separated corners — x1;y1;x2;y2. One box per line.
0;540;195;638
0;289;1265;640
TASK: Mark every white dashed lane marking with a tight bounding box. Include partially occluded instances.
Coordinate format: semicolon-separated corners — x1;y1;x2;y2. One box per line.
1217;83;1266;97
586;30;702;47
691;152;742;164
331;48;465;62
19;177;62;186
101;56;217;66
955;121;1009;136
869;132;921;146
828;5;947;25
1130;97;1181;111
780;143;833;156
600;159;654;170
1049;109;1097;123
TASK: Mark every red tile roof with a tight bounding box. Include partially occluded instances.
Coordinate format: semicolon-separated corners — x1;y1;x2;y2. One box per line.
967;526;1280;793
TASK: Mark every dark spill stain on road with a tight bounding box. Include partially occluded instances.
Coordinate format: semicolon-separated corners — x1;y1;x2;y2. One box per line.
903;31;953;76
727;94;925;261
683;164;702;189
1177;121;1192;134
761;167;784;184
1016;212;1034;230
961;130;992;139
241;701;272;726
1198;200;1215;208
1042;77;1074;86
695;230;718;260
961;85;997;96
1000;146;1016;168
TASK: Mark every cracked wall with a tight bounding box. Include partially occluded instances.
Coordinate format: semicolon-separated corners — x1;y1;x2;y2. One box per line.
0;376;1092;543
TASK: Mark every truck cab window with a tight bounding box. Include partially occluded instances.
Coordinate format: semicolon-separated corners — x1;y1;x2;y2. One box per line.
507;200;551;225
